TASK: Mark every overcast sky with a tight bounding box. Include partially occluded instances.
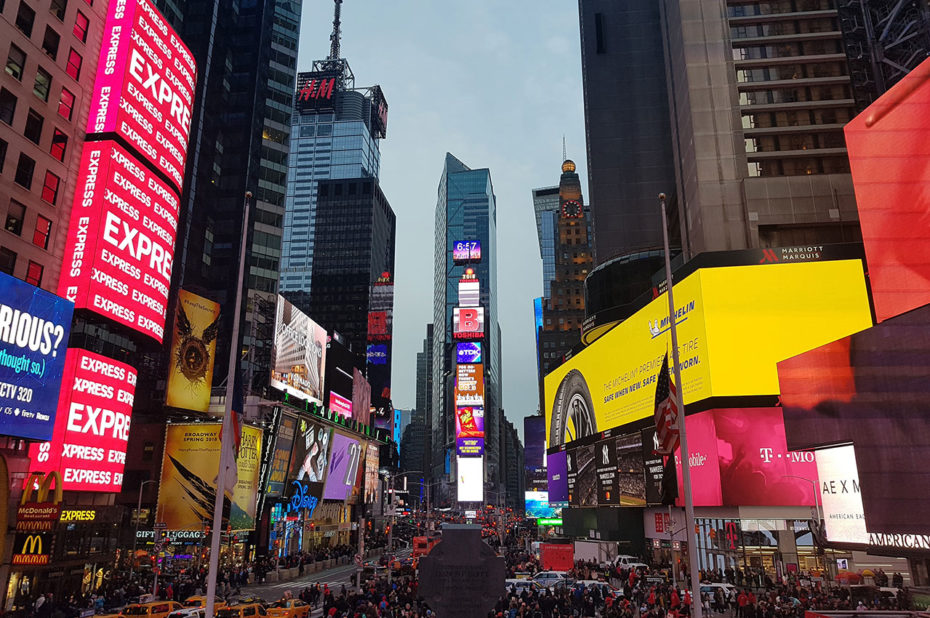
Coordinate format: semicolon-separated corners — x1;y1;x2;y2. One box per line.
297;1;589;439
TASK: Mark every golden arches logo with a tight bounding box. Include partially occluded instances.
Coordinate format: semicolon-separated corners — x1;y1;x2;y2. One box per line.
21;470;63;505
20;534;42;555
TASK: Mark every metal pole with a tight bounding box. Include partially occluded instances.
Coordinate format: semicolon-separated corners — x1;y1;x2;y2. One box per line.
669;504;677;589
130;479;154;582
206;191;251;618
660;193;703;618
387;475;394;586
356;516;365;593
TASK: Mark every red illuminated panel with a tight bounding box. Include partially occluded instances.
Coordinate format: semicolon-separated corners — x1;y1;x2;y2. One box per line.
88;0;196;193
453;307;485;339
57;141;179;342
27;349;136;493
845;58;930;322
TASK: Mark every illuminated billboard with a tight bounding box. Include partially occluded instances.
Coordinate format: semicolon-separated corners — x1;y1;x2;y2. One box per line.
844;58;930;322
454;363;484;406
456;341;482;364
453;307;485;339
364;442;379;504
295;71;339;111
544;260;872;448
457;456;483;502
266;414;296;497
165;290;219;412
525;491;559;519
329;392;352;417
366;344;387;365
458;279;480;307
524;415;546;492
455;406;484;456
779;303;930;539
88;0;196;192
27;349;136;492
0;273;73;441
271;295;327;403
156;423;262;530
323;431;363;501
452;240;481;263
351;368;371;426
814;445;868;545
57;141;181;343
288;417;332;485
547;450;568;506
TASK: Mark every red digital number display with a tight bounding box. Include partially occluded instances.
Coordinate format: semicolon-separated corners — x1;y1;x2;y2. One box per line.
88;0;196;192
58;141;179;342
27;349;136;493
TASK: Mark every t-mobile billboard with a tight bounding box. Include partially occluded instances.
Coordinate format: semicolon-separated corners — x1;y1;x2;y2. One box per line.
88;0;196;192
57;141;179;342
27;349;137;492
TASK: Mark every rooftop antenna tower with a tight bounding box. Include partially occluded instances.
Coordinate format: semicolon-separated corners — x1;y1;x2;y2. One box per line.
562;135;567;161
329;0;342;60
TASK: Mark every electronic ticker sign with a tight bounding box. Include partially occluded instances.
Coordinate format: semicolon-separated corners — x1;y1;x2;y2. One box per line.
88;0;196;193
0;273;73;441
57;141;180;343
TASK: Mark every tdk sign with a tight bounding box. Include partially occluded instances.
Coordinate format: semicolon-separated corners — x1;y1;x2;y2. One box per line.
456;342;482;364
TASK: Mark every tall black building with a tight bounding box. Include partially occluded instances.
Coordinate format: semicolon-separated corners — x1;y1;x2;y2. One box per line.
308;177;396;422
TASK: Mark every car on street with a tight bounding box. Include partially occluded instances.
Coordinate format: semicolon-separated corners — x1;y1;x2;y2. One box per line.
700;582;737;599
573;580;623;597
613;555;649;571
265;599;310;618
532;571;572;589
121;602;183;618
505;579;545;594
215;602;267;618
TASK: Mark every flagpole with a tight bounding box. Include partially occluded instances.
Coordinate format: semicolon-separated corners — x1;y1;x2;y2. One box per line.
660;193;703;618
205;191;251;618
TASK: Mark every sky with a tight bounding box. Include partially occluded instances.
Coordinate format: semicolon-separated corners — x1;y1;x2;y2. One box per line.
297;1;589;439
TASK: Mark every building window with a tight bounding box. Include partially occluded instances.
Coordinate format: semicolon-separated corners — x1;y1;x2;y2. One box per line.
6;44;26;80
5;200;26;235
41;170;59;204
49;0;66;20
33;67;51;101
57;87;74;119
24;108;43;144
41;26;60;59
25;260;43;286
0;248;16;275
14;153;34;188
0;88;15;125
65;48;81;79
33;215;51;249
73;11;88;42
0;138;7;173
50;128;67;161
16;1;36;37
142;442;155;461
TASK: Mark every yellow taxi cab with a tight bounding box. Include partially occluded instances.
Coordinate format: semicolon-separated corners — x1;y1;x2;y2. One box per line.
215;602;267;618
121;601;183;618
183;597;228;611
265;599;310;618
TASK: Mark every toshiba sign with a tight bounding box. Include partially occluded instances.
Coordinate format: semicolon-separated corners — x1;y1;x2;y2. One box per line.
453;307;485;340
27;349;136;492
57;141;179;342
88;0;196;192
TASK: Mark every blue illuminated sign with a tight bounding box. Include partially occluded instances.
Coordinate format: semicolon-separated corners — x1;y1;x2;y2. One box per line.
456;342;482;364
288;480;321;518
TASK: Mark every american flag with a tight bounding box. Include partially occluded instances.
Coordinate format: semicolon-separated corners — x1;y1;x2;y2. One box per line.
653;352;680;455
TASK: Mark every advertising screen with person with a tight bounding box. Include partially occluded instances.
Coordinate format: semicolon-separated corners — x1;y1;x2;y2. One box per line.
270;295;327;403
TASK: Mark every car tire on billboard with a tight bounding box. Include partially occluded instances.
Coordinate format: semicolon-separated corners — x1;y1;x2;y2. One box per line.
549;370;597;447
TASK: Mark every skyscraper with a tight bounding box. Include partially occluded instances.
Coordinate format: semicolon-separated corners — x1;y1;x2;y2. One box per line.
278;3;387;304
532;187;559;299
416;324;434;476
432;153;502;497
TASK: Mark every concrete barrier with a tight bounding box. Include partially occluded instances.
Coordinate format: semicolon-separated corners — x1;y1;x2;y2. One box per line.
265;571;279;583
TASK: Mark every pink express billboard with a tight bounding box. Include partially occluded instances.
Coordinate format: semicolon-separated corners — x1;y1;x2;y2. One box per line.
88;0;196;193
672;408;818;507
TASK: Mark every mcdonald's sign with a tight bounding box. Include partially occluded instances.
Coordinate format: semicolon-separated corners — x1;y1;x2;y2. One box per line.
12;532;51;565
16;471;62;533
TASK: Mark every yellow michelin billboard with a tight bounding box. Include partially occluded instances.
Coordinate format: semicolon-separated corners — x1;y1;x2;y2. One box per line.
156;423;262;531
166;290;221;412
545;260;872;448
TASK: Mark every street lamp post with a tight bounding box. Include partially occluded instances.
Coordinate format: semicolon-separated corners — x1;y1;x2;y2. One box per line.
384;470;423;586
130;479;157;583
785;475;826;573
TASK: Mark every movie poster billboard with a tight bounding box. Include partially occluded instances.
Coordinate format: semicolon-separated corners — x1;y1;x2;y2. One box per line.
364;442;379;504
266;414;296;497
157;423;262;530
288;417;332;485
0;272;73;441
165;290;220;412
271;295;327;403
323;432;363;501
352;368;371;426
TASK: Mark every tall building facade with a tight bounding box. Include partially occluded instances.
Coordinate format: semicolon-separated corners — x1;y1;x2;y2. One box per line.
500;417;525;512
532;186;559;299
539;160;594;378
415;324;433;476
431;153;502;496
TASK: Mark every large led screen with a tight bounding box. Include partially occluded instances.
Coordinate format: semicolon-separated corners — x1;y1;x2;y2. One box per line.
0;273;73;440
544;260;872;448
266;415;296;497
363;442;379;504
458;280;480;307
547;450;568;506
165;290;219;412
524;415;547;492
525;491;559;519
456;342;482;365
351;368;371;426
57;141;181;343
27;350;136;492
156;423;262;530
454;363;484;406
779;303;930;538
271;295;327;403
457;456;483;502
453;307;485;339
323;432;362;501
844;58;930;322
88;0;196;192
455;406;484;456
452;240;481;262
288;417;332;485
814;445;868;545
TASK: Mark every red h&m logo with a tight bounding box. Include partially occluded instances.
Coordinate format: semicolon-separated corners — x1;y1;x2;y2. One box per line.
297;78;335;102
725;521;739;549
759;249;779;264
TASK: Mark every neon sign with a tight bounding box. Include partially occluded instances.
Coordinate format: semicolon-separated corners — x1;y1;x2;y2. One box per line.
288;480;319;517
